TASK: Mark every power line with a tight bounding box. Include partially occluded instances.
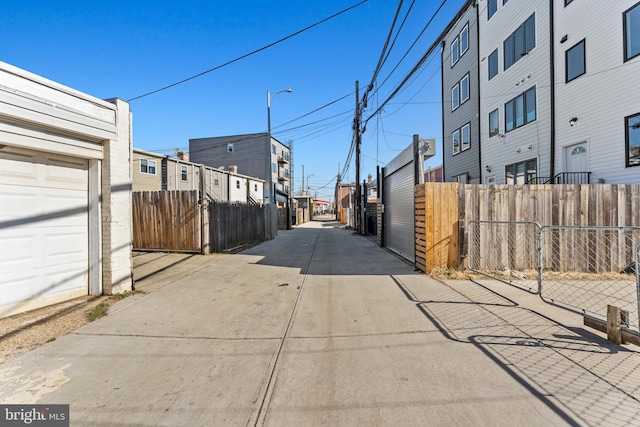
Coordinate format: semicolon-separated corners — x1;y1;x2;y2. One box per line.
126;1;369;102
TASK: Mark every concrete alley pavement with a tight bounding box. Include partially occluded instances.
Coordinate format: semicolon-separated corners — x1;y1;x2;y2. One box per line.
2;219;640;426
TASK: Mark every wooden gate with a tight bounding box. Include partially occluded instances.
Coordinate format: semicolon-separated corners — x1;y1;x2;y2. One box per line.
132;191;201;252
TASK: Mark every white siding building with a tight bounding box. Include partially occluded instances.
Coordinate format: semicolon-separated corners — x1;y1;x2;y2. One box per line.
553;0;640;184
478;0;552;184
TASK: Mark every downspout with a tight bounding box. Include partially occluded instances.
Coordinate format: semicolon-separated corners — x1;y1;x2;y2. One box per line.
549;0;556;178
475;0;482;184
440;39;447;181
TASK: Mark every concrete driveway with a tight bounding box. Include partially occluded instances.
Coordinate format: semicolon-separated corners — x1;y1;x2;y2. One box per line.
1;220;640;426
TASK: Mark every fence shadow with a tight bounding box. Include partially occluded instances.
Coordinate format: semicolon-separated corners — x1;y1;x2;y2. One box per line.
391;276;640;426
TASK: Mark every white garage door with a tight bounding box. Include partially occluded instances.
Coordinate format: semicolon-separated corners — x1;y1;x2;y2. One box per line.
0;147;89;315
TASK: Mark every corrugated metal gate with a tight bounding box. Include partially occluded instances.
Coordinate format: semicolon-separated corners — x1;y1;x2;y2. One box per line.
382;145;415;262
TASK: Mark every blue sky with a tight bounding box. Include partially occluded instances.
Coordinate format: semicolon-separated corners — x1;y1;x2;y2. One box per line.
1;0;466;201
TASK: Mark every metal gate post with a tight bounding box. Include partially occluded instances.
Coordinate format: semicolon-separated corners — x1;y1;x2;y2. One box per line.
537;224;543;295
636;243;640;334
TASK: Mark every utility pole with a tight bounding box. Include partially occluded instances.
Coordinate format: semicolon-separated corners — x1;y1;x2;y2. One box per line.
335;162;341;222
354;80;362;235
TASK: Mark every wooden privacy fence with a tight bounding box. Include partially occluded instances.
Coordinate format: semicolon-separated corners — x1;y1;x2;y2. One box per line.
209;201;268;252
132;190;201;252
415;183;459;272
415;183;640;273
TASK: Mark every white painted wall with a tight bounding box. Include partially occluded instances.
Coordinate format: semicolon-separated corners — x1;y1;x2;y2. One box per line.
229;174;248;202
554;0;640;184
478;0;552;183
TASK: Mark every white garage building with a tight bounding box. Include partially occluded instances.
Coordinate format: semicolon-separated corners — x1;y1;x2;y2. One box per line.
0;61;133;318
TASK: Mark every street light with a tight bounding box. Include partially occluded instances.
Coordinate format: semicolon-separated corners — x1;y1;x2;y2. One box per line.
306;173;315;196
266;88;292;239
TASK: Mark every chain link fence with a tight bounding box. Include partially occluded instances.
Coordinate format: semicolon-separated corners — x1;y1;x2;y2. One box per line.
467;221;640;334
467;221;541;294
540;226;640;332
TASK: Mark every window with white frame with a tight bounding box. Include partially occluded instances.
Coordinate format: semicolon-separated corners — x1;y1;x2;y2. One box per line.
489;108;500;137
452;123;470;155
451;73;470;111
214;173;219;186
236;180;241;189
227;144;234;153
460;74;470;104
504;86;536;133
254;183;258;191
461;123;470;151
504;13;536;71
272;163;276;173
488;0;497;20
452;129;461;155
624;2;640;62
451;85;460;111
451;38;459;66
626;112;640;167
450;23;469;67
488;49;499;80
272;144;276;154
566;39;585;82
181;165;188;181
140;159;156;175
460;24;469;56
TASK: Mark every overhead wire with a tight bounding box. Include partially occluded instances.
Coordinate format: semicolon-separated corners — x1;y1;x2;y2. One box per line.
126;0;369;102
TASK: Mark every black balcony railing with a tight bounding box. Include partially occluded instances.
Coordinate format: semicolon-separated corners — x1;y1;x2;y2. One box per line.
525;172;591;185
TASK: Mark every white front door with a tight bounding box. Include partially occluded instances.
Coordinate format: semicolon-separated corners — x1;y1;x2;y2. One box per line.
565;143;588;173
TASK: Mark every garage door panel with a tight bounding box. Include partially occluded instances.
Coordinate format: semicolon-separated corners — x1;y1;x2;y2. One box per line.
383;163;415;261
0;148;89;315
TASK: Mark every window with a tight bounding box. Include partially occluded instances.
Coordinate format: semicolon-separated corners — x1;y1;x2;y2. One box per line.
460;74;470;104
227;144;234;153
456;173;469;184
489;109;499;137
624;2;640;61
236;180;241;189
504;14;535;70
488;49;499;80
488;0;497;20
566;39;585;82
627;112;640;167
451;38;459;66
452;85;460;111
272;163;277;173
452;124;470;155
214;173;219;186
254;184;258;191
450;23;469;67
565;0;573;5
505;86;536;132
181;165;188;181
452;129;461;155
140;159;156;175
451;74;470;111
272;144;276;154
506;158;537;184
460;24;469;56
461;123;471;151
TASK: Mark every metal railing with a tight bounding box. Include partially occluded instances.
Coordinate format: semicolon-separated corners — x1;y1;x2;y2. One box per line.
467;221;640;334
525;172;591;185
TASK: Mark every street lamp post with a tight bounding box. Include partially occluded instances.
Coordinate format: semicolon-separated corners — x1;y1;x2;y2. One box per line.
266;88;292;239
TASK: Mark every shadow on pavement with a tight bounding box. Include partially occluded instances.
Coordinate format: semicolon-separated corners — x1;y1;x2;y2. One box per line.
391;275;640;426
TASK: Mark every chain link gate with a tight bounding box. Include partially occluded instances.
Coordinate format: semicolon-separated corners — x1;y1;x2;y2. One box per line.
467;221;541;294
539;226;640;334
467;221;640;336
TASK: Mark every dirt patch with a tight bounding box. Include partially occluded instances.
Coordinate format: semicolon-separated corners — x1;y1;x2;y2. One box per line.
0;296;112;364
